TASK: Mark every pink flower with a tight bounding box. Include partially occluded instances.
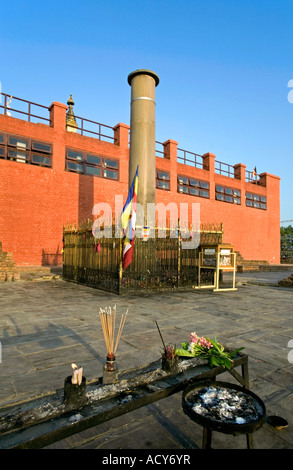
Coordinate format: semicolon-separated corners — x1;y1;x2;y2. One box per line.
189;332;213;350
190;332;199;343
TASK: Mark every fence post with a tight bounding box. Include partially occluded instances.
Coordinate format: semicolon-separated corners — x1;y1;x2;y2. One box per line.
177;220;181;288
74;233;78;282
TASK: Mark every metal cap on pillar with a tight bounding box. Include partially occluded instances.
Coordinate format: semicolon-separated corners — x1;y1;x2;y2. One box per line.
128;69;160;87
127;69;160;227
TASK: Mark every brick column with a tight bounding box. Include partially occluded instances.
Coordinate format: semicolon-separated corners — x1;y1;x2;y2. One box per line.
114;123;130;148
234;163;246;206
202;152;215;200
49;102;67;130
49;101;67;172
234;163;246;181
163;139;178;192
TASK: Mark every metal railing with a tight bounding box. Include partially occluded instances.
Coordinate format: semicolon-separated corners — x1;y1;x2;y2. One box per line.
215;160;235;178
72;115;115;142
0;92;51;124
155;141;165;157
177;147;204;168
0;92;115;142
245;169;260;184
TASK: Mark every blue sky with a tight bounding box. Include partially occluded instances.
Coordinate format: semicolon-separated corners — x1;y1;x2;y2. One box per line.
1;0;292;223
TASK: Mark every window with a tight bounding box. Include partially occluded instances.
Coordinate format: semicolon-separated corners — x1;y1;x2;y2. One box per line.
178;175;210;198
215;185;241;204
0;132;52;167
178;175;189;185
246;192;266;210
189;187;199;196
65;148;119;180
67;149;83;161
87;155;101;165
200;189;209;198
178;185;189;194
156;170;170;190
32;141;52;153
8;136;29;149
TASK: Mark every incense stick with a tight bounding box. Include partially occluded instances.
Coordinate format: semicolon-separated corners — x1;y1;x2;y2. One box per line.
99;306;128;358
155;320;167;353
114;309;128;354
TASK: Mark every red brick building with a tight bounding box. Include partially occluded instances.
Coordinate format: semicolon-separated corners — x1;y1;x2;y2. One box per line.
0;93;280;267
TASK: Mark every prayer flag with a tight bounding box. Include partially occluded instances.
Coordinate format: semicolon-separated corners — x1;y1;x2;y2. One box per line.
121;166;138;269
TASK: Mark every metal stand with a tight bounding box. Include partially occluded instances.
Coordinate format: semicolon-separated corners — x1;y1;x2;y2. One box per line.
183;376;266;450
202;427;254;449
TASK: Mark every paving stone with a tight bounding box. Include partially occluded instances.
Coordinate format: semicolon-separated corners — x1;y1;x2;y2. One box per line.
0;272;292;449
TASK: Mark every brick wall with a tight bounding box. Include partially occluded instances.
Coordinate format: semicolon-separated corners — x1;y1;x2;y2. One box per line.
156;141;280;264
0;100;280;266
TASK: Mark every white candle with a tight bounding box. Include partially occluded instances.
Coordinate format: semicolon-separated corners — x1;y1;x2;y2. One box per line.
77;367;83;385
71;363;83;385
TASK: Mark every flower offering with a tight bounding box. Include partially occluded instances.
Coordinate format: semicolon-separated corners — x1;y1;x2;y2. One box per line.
176;332;244;369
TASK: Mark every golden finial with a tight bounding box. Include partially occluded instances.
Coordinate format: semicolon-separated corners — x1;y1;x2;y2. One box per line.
66;94;78;132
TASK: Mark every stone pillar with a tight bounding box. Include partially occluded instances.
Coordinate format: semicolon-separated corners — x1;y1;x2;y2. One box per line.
127;69;159;224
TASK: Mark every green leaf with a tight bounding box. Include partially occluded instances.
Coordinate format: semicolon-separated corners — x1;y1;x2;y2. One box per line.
228;347;245;357
175;348;194;357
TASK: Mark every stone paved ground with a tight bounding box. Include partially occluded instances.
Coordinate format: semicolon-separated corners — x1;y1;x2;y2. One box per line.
0;271;292;449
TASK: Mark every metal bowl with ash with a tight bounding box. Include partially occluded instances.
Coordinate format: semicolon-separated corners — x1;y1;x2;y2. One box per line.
183;380;266;436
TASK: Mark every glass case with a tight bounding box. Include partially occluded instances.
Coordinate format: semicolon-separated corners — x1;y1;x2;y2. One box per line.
201;247;217;267
196;244;237;291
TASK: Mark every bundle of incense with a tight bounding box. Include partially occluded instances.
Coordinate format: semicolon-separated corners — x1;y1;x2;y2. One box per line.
99;306;128;359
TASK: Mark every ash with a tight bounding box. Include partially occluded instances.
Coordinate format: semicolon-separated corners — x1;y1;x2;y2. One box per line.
187;385;263;424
